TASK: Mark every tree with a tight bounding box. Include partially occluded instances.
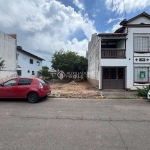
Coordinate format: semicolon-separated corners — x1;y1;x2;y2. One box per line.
0;57;5;70
51;50;88;73
39;66;52;80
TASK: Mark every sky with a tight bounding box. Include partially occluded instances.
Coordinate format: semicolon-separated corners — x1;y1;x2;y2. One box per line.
0;0;150;68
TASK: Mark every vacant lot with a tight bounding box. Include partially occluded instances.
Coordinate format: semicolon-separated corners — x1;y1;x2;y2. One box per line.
50;79;100;99
49;79;139;99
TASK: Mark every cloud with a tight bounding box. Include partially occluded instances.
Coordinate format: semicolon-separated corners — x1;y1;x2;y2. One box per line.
0;0;97;66
105;21;121;33
105;0;150;14
106;17;123;24
73;0;85;10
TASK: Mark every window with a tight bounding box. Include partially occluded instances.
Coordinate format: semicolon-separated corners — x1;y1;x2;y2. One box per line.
17;70;21;76
4;79;17;87
37;61;40;66
134;34;150;53
32;71;35;75
30;59;33;64
18;78;32;85
134;67;149;83
28;70;30;73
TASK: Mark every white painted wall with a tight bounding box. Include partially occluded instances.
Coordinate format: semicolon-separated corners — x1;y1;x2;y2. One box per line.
0;31;17;83
126;27;150;90
128;16;150;24
17;50;43;77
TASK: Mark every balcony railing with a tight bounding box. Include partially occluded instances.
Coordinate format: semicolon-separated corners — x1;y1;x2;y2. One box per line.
101;49;126;58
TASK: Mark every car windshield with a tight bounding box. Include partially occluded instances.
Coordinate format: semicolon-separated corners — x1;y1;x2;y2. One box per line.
38;79;49;84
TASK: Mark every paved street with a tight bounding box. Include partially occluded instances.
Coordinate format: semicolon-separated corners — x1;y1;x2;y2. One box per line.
0;98;150;150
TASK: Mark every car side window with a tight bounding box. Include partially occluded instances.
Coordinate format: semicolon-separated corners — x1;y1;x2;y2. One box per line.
4;79;17;87
18;78;32;85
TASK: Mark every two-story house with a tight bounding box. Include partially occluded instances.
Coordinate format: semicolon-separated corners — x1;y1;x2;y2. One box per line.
17;46;44;77
0;31;17;83
87;12;150;90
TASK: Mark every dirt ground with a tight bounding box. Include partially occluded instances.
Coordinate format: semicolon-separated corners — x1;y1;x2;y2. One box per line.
49;79;102;99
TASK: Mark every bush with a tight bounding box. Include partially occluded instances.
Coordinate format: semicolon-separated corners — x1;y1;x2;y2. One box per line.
137;85;150;97
38;67;53;80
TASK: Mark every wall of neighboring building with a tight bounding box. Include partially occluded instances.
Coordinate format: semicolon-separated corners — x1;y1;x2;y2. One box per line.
17;50;43;77
87;33;100;88
126;27;150;90
0;31;17;83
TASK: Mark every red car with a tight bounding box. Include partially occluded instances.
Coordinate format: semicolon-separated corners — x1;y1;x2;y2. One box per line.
0;77;51;103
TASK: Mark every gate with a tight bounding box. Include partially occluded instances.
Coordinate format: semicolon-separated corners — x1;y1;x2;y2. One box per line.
102;67;125;89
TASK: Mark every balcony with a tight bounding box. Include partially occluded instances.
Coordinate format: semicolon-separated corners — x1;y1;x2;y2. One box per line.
101;49;126;58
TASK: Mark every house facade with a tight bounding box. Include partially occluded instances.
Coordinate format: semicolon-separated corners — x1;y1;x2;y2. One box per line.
17;46;44;77
0;31;17;83
87;12;150;90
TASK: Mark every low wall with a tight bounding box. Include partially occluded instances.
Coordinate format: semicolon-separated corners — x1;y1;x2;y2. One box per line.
0;71;18;83
87;78;99;89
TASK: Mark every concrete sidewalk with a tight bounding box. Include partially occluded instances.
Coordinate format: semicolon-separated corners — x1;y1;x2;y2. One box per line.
99;89;140;99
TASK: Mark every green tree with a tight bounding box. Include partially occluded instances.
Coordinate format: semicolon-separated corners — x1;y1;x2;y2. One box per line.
51;50;88;73
39;66;52;80
0;57;5;70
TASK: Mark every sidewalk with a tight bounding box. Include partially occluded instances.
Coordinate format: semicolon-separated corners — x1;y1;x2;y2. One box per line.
98;89;139;99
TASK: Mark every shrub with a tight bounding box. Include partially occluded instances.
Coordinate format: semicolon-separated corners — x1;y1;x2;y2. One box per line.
137;85;150;97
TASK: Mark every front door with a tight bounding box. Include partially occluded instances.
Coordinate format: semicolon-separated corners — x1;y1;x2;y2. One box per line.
102;67;125;89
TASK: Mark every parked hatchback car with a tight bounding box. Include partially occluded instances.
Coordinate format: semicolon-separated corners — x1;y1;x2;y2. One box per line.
0;77;51;103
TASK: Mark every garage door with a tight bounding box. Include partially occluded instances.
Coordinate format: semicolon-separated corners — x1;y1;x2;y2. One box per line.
102;67;125;89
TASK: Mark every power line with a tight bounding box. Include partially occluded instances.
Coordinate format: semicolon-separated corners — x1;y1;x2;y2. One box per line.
123;0;127;19
111;0;127;19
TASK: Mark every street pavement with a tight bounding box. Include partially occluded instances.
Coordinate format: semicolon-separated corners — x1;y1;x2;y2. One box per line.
0;98;150;150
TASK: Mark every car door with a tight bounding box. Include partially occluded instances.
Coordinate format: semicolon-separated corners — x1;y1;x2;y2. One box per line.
12;78;32;98
0;79;17;98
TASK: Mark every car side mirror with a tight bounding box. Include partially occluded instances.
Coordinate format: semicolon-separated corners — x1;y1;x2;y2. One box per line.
0;83;4;86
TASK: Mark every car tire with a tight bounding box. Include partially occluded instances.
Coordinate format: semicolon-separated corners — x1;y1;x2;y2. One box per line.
27;92;39;103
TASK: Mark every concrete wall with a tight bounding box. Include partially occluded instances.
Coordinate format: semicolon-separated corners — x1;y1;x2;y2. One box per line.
0;31;17;83
17;50;43;77
87;33;100;88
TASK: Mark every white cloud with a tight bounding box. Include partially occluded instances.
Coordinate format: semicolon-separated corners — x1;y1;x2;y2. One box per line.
0;0;97;66
105;0;150;14
73;0;85;10
105;21;121;33
106;17;123;24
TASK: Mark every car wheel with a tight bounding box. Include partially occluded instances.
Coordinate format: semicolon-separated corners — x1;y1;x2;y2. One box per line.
27;92;39;103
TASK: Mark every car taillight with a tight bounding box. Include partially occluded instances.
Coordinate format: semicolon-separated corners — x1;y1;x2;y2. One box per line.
38;83;43;89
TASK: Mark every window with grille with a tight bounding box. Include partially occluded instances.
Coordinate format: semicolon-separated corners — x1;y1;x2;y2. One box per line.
134;34;150;53
30;59;33;64
134;67;149;83
17;70;21;76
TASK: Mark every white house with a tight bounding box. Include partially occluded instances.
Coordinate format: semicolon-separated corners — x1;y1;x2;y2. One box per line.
17;46;44;77
87;12;150;90
0;31;17;83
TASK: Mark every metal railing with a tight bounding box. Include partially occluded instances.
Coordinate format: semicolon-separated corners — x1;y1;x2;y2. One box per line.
101;49;126;58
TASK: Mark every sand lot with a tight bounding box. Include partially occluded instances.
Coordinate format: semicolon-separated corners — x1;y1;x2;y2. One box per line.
49;79;101;99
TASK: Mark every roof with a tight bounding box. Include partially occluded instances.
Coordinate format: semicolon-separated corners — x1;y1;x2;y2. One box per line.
97;33;127;43
98;33;127;37
114;27;125;33
17;46;45;61
120;12;150;25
